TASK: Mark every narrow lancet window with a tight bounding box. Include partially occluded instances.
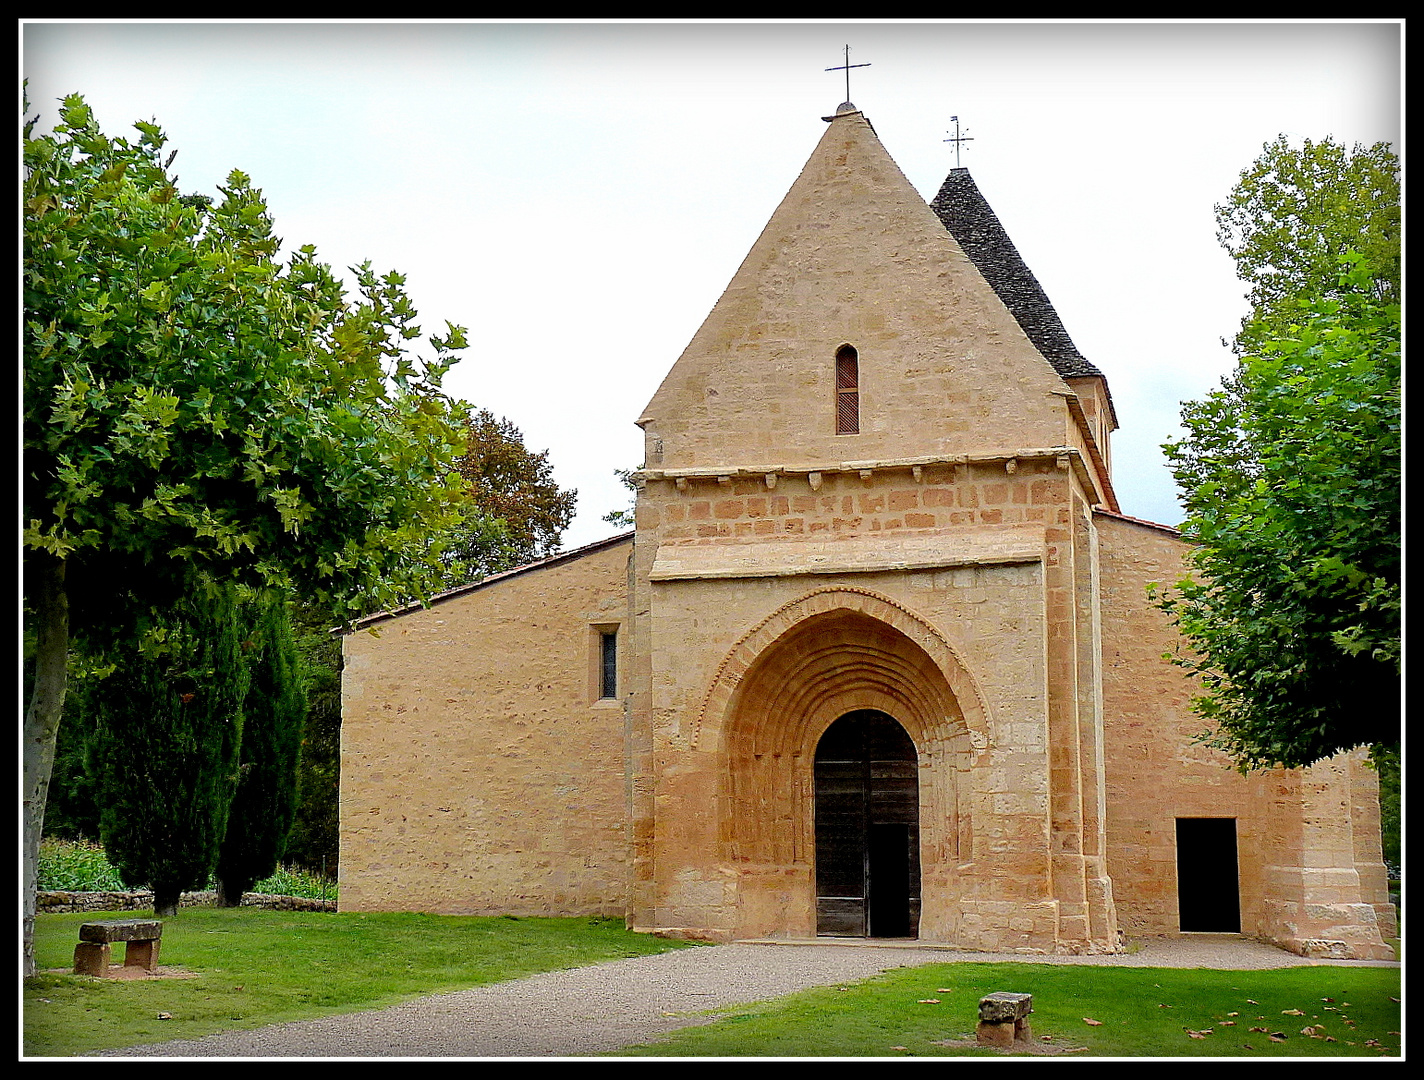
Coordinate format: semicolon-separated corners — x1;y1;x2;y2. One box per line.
600;629;618;699
836;344;860;435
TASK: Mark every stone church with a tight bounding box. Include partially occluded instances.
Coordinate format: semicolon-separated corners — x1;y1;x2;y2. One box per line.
338;102;1395;958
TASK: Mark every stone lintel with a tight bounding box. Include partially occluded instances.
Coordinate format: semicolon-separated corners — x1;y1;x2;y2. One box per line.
649;528;1045;581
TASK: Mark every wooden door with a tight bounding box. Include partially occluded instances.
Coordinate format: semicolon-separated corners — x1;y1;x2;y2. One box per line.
814;710;920;937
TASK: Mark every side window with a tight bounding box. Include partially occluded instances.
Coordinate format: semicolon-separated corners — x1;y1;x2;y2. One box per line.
599;628;618;700
836;344;860;435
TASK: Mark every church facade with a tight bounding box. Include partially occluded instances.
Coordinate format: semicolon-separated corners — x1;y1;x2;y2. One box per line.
338;104;1395;958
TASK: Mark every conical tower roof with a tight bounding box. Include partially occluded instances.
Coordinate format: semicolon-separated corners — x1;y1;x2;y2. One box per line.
930;167;1101;380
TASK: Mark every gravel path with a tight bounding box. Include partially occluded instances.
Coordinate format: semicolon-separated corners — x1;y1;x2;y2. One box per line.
93;936;1398;1058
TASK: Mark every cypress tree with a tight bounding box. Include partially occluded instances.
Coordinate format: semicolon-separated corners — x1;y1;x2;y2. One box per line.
215;594;307;906
93;581;247;916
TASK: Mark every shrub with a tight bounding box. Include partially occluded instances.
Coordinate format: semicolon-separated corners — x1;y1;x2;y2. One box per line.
37;837;127;891
37;837;337;901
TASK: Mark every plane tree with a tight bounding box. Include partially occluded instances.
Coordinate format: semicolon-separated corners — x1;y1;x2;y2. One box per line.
1160;136;1400;776
23;93;471;973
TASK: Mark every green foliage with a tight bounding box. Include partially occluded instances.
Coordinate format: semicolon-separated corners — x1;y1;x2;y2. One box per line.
92;582;248;914
26;910;691;1056
36;837;127;891
22;90;473;969
1159;258;1400;769
37;836;335;900
602;467;639;529
1216;135;1398;355
620;962;1400;1058
23;91;473;642
448;408;578;581
283;601;344;876
1372;745;1400;875
215;594;307;904
37;659;105;842
249;863;337;901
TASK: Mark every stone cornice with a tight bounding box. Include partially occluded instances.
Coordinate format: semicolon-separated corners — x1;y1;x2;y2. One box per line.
638;447;1076;482
635;446;1108;509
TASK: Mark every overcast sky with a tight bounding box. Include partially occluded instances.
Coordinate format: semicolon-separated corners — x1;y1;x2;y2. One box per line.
22;20;1401;548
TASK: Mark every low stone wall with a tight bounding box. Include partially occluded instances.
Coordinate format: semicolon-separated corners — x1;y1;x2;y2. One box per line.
37;890;336;914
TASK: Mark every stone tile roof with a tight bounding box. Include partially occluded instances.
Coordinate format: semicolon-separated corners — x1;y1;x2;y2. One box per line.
930;168;1103;380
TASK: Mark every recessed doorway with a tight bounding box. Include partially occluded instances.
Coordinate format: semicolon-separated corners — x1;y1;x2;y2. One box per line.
814;710;920;937
1175;817;1241;933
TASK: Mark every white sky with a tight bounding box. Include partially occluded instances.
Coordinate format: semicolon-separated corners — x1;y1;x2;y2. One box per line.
22;20;1402;549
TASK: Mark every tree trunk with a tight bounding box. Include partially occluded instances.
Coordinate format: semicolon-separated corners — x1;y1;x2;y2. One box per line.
153;888;181;918
214;876;247;908
23;553;69;978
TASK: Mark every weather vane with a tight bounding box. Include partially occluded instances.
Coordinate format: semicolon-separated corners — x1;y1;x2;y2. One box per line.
944;115;975;168
825;45;870;106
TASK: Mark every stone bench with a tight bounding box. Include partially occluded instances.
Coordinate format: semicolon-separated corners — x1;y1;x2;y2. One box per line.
976;991;1033;1047
73;919;163;977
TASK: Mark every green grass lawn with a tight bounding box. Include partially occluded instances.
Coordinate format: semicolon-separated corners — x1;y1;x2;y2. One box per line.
24;907;693;1057
617;961;1402;1058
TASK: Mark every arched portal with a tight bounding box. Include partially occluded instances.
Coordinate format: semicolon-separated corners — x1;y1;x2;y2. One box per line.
710;590;986;941
815;709;920;937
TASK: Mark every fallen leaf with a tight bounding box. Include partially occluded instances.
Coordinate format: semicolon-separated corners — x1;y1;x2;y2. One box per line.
1039;1035;1054;1041
1249;1027;1269;1033
1227;1011;1239;1017
1322;997;1334;1002
1282;1008;1305;1016
936;988;953;993
1083;1017;1103;1026
1390;997;1400;1004
916;999;941;1004
1221;1021;1236;1027
1268;1033;1287;1043
1242;1044;1254;1050
157;1012;173;1020
1324;1037;1337;1043
1188;1032;1207;1039
1364;1039;1382;1048
1246;999;1258;1005
890;1046;908;1052
1157;1003;1174;1008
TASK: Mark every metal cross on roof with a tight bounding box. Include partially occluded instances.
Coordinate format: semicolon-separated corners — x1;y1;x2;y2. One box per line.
944;115;975;168
825;45;870;106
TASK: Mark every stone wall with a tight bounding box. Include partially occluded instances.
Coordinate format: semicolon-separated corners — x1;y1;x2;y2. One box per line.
640;455;1072;543
36;891;336;913
1095;512;1393;958
339;537;634;917
637;111;1071;477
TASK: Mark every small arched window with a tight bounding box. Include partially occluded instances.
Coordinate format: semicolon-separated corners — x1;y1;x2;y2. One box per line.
835;344;860;435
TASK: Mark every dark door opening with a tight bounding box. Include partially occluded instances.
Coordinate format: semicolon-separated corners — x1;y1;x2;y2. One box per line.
814;710;920;938
1176;817;1241;932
